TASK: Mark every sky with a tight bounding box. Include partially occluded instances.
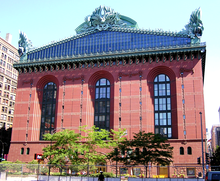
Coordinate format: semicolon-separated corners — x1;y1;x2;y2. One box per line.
0;0;220;138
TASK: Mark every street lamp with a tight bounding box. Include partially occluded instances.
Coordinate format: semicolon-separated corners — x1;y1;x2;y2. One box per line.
0;140;5;161
199;112;205;178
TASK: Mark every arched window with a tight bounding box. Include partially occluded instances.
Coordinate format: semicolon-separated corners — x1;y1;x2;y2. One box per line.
94;78;110;130
154;74;172;138
180;147;184;155
40;82;57;140
21;148;24;155
187;147;192;155
26;148;30;155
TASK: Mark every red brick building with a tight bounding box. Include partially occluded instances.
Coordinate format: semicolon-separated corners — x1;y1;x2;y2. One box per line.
8;6;206;177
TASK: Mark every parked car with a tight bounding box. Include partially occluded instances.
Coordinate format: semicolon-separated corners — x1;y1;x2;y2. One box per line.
205;171;220;181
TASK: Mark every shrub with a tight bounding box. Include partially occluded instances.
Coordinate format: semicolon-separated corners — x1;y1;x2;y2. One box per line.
90;172;115;178
178;174;185;178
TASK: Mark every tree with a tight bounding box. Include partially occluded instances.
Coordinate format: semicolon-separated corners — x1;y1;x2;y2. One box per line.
42;126;126;174
107;131;173;177
43;129;84;171
211;146;220;170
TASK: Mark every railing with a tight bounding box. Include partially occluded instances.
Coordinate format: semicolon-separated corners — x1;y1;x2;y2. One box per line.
0;164;208;181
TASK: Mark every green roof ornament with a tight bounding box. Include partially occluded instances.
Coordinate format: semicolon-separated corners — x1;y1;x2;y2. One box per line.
75;5;138;34
180;8;204;43
18;31;33;62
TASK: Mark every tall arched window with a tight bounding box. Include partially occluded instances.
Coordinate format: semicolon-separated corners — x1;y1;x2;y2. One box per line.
180;147;184;155
187;147;192;155
40;82;57;140
94;78;110;130
154;74;172;138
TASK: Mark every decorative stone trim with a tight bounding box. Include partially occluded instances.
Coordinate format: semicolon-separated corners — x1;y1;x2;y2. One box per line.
22;79;33;85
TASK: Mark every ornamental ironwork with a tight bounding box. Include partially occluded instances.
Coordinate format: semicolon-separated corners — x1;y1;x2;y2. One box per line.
180;8;204;42
18;31;33;62
76;6;136;34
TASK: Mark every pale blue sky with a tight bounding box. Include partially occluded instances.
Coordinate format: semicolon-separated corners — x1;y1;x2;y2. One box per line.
1;0;220;138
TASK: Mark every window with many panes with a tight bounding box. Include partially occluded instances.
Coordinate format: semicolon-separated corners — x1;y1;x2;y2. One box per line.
40;82;57;140
154;74;172;138
94;78;110;130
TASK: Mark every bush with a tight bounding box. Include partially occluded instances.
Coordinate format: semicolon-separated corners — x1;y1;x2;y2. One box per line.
0;161;13;172
90;172;115;178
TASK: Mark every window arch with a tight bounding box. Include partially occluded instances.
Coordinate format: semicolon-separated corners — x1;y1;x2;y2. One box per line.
40;82;57;140
154;74;172;138
187;147;192;155
94;78;110;130
180;147;184;155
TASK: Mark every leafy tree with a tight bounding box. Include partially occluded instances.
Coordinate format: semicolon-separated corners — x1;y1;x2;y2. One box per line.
43;129;83;170
107;131;173;177
42;126;126;174
211;146;220;170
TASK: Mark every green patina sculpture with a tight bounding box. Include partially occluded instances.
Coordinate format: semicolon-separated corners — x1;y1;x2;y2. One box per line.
75;5;138;34
180;8;204;43
18;31;32;62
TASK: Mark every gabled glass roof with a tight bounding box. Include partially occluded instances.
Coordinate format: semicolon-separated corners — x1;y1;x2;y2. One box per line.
27;30;191;62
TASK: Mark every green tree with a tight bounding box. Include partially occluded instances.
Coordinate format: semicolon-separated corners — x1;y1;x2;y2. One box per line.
43;129;83;170
211;146;220;170
42;126;126;174
107;131;173;177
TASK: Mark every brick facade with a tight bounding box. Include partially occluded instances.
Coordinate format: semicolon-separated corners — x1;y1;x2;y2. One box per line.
8;57;206;165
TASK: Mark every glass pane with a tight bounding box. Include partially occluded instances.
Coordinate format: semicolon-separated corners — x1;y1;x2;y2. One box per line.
106;101;110;113
52;104;56;114
96;80;99;86
46;104;52;115
54;90;57;99
166;76;170;81
95;88;99;99
47;82;54;89
168;113;171;125
100;88;106;98
95;102;99;113
159;84;166;96
107;87;110;98
168;128;172;138
154;99;158;111
42;105;45;115
154;84;158;96
158;74;165;82
160;127;167;135
100;79;106;85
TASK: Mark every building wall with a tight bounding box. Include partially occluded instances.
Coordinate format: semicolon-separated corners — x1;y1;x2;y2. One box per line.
8;56;206;165
211;125;220;152
0;36;19;129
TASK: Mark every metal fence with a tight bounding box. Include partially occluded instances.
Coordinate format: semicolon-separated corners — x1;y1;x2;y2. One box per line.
0;164;207;181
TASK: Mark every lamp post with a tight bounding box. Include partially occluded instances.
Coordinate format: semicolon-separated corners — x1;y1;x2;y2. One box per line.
0;140;4;161
199;112;205;178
